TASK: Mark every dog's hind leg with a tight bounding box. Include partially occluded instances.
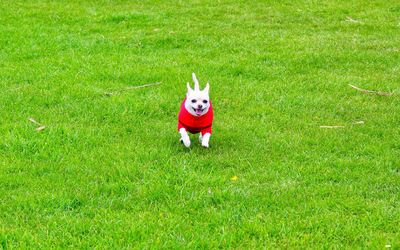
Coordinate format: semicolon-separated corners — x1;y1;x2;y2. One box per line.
199;133;203;143
179;128;191;147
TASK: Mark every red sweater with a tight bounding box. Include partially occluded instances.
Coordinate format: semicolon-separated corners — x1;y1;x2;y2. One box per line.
178;98;213;134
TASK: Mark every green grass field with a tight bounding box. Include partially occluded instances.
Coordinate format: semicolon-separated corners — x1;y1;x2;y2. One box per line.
1;0;399;248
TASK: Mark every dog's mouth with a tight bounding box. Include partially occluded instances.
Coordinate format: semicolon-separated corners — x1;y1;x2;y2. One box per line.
193;107;204;116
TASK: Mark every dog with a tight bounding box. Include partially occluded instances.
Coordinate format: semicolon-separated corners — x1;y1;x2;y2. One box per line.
178;73;213;148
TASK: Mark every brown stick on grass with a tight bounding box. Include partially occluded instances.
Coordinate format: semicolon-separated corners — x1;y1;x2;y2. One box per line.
349;84;393;96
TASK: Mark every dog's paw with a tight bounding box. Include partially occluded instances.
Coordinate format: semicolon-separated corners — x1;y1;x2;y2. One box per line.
180;136;191;147
199;134;203;143
201;141;209;148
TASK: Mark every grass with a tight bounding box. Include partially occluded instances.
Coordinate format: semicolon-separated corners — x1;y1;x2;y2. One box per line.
1;0;399;248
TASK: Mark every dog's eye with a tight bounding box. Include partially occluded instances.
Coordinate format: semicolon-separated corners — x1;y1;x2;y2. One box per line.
191;99;196;103
202;100;208;104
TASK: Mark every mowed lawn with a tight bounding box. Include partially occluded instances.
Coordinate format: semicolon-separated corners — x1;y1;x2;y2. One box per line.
1;0;399;248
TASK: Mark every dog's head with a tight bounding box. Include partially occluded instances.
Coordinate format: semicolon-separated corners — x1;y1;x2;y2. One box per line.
184;73;210;117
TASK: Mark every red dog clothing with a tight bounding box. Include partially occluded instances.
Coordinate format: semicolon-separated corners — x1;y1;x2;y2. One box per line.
178;98;213;134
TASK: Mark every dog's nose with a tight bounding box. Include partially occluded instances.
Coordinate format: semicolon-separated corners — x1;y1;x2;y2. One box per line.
198;104;203;109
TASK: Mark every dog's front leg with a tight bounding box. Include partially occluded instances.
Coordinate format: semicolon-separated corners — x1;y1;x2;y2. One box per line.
201;133;211;148
179;128;191;147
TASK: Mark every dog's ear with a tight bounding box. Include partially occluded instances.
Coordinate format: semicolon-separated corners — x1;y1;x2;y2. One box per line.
203;82;210;93
192;72;200;91
186;82;193;93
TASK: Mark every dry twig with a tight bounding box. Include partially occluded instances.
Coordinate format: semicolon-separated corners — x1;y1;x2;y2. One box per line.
28;118;46;131
320;125;345;129
346;16;363;24
349;84;393;96
28;118;40;125
125;82;162;90
106;82;162;96
36;126;46;131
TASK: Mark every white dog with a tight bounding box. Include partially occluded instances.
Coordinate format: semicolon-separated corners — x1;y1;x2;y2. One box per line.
177;73;214;148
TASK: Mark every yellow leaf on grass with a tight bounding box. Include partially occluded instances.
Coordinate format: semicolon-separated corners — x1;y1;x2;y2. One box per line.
230;175;238;181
